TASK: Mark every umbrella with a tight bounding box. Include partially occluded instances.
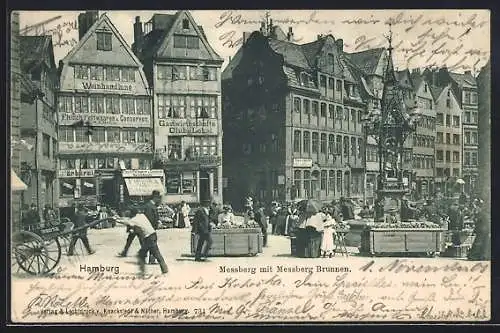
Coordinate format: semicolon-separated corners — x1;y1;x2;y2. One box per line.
456;179;465;185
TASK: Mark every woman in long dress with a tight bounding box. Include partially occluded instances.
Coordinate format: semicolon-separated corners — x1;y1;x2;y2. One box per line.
321;208;337;258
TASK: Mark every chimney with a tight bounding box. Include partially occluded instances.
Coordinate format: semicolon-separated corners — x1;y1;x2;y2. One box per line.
432;71;438;86
317;34;322;40
78;10;99;40
260;22;266;34
464;70;472;76
335;38;344;53
243;31;252;44
133;16;143;55
287;27;294;41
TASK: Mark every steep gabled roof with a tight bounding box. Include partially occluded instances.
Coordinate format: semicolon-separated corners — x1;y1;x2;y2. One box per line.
347;48;385;75
20;35;55;73
449;72;477;88
62;13;144;68
395;69;413;89
268;38;311;69
222;46;243;81
410;72;424;92
300;37;326;67
430;86;445;101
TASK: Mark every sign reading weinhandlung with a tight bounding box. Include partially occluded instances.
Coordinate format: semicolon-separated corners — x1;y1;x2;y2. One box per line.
59;142;152;154
158;118;218;135
59;112;151;127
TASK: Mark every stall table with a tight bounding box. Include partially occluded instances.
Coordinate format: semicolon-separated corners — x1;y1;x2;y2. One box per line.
190;228;263;256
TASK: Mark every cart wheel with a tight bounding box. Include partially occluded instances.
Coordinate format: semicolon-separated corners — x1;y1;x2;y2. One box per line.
12;231;61;275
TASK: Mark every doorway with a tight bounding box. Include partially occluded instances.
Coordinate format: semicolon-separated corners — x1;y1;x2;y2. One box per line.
101;178;116;207
199;171;210;203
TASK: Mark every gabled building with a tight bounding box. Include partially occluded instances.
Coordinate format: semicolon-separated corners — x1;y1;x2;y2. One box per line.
431;83;462;195
57;11;154;212
133;11;224;205
222;20;387;208
19;35;59;217
423;67;478;195
476;60;490;206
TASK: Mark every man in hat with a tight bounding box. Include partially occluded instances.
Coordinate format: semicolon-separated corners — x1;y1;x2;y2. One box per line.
68;206;95;256
193;199;213;261
143;190;162;264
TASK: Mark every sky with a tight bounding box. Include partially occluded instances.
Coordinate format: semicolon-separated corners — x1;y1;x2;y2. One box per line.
18;9;490;74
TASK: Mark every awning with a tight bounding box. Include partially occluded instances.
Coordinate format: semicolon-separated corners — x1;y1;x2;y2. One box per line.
124;178;164;197
11;170;27;191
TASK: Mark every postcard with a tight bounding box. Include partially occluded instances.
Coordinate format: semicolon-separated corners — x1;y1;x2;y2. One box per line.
10;9;491;323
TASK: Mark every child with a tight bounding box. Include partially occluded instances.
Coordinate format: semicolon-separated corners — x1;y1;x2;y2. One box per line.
320;208;337;258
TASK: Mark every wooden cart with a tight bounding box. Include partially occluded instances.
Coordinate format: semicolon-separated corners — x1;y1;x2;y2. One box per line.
190;228;263;256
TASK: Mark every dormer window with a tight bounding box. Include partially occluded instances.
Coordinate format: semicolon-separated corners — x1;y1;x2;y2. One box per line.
182;19;190;30
424;84;428;92
327;54;334;72
300;72;309;86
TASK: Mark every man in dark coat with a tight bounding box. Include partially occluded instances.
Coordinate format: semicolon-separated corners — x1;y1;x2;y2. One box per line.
448;202;464;245
340;197;354;220
142;190;162;264
68;206;95;255
254;203;268;247
193;199;213;261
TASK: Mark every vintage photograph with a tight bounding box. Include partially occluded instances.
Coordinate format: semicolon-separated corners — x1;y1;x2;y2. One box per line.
9;9;491;323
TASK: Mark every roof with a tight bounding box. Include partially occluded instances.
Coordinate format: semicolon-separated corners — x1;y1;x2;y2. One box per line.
268;38;311;69
222;46;243;81
449;72;477;88
430;86;445;101
347;48;385;75
395;69;413;89
300;38;326;67
19;36;54;73
410;72;423;92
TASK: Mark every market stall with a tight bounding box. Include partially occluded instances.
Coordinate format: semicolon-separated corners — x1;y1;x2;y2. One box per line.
190;225;263;256
360;221;445;256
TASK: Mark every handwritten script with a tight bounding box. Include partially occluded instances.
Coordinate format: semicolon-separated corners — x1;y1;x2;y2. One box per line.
215;10;489;72
12;258;490;322
20;16;78;48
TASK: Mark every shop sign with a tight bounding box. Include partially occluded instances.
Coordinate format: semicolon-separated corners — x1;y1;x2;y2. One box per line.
195;155;222;167
122;169;164;178
59;142;152;154
157;118;218;135
293;158;313;168
72;78;145;95
58;169;95;178
59;112;151;127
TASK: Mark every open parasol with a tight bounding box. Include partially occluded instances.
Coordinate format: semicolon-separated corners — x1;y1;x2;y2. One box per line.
456;178;466;185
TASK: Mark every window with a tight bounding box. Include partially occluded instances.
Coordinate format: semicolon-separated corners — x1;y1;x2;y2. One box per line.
312;132;319;153
89;96;104;113
74;96;88;113
453;151;460;163
107;96;120;114
446;133;450;144
121;68;136;82
471;152;477;165
121;97;135;114
446;115;451;127
122;129;136;143
336;170;342;195
328;104;334;119
436;168;443;177
172;66;187;80
91;127;105;143
357;138;362;158
336;106;343;120
327;54;335;71
105;67;120;81
182;19;190;29
312;101;319;116
293;130;301;153
59;126;74;142
351;109;356;126
343;136;349;157
436;150;443;162
336;80;342;91
42;134;50;157
320;76;326;88
328;170;335;194
436;132;443;144
465;131;471;144
303;171;311;198
463;91;471;104
59;96;73;113
303;131;310;153
320;103;326;117
446;99;451;108
351;137;356;156
60;179;76;196
452;115;460;127
336;135;342;155
59;159;76;169
193;137;217;156
80;158;95;169
445;151;451;162
90;66;104;80
97;32;112;51
424;84;428;92
465;152;471;165
320;170;327;190
303;99;310;114
453;168;460;177
320;133;327;154
471;131;478;144
107;128;120;143
75;127;90;142
472;112;478;124
436;113;444;126
464;111;471;123
453;134;460;145
293;97;301;113
75;65;89;79
173;35;199;49
300;73;309;86
137;129;150;143
136;98;150;115
328;134;335;154
157;65;173;80
471;92;478;104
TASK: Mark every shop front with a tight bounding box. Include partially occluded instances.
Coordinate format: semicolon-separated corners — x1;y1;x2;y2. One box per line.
58;169;100;218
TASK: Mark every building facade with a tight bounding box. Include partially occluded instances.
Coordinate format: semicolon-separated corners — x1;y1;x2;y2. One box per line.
222;21;393;209
57;11;154;211
133;11;224;205
476;60;490;206
432;84;462;195
19;35;59;216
